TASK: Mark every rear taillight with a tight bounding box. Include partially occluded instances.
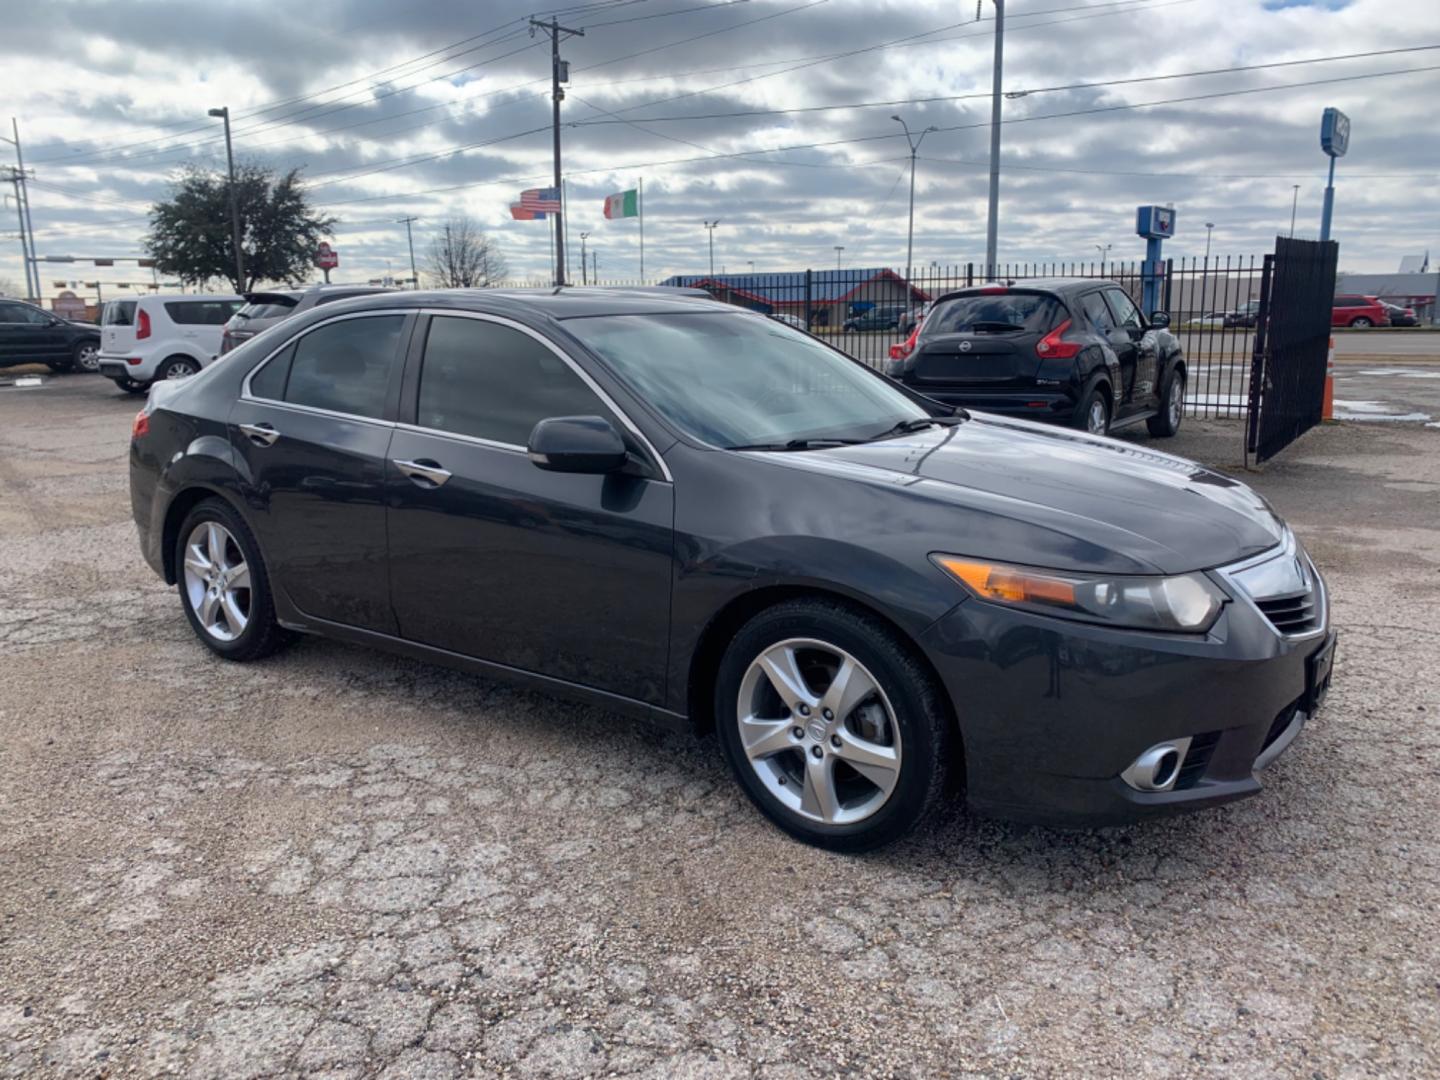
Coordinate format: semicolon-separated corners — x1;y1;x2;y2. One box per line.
1036;318;1081;360
132;410;150;439
889;325;921;361
137;309;151;340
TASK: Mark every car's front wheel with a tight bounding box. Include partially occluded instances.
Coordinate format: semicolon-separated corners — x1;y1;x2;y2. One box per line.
1147;368;1185;437
715;598;953;851
176;498;290;662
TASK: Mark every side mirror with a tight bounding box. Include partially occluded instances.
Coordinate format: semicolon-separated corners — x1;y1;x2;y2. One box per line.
1149;312;1171;329
527;415;629;474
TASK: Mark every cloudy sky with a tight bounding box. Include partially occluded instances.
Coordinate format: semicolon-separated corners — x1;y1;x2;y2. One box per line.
2;0;1437;296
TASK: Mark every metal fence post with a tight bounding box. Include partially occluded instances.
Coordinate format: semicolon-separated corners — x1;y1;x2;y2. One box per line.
804;269;813;331
1163;258;1174;313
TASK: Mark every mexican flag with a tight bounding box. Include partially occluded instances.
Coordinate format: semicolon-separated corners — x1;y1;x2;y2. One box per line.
603;189;639;219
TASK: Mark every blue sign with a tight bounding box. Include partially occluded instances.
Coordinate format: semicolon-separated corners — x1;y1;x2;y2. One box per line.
1136;205;1176;240
1321;107;1350;158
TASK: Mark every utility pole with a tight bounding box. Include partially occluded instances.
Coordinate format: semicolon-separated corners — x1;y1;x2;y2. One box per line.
397;216;419;288
892;114;937;285
591;250;597;284
704;220;720;276
531;16;583;286
579;232;589;285
2;119;39;300
208;107;245;291
984;0;1005;278
1204;222;1214;262
1289;185;1300;238
834;245;844;271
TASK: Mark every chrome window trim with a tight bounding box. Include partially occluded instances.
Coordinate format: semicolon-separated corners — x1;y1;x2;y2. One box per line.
416;307;674;483
239;308;415;426
394;422;523;455
1215;529;1328;640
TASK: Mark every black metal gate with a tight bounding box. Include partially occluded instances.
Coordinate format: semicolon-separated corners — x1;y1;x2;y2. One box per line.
1246;237;1339;464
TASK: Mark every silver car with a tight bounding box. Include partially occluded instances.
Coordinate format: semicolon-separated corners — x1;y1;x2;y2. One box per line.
220;285;394;355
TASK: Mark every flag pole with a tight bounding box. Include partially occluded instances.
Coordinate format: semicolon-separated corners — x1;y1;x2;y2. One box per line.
638;177;645;283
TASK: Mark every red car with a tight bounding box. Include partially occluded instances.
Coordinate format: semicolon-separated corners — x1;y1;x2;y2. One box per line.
1331;295;1390;328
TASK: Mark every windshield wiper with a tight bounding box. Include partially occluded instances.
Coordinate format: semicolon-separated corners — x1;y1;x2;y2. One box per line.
726;438;862;451
868;416;965;441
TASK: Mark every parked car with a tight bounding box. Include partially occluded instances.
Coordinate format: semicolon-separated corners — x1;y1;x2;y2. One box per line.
1381;302;1418;327
898;301;932;336
769;313;808;331
887;280;1186;438
220;284;395;355
128;287;1332;850
1331;295;1390;328
843;305;906;332
0;297;101;373
1224;300;1262;328
96;294;245;393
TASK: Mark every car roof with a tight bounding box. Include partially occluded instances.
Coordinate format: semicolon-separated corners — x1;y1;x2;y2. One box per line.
137;293;242;303
310;285;726;320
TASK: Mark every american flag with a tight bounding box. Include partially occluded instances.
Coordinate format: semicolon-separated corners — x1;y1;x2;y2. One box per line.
520;187;561;212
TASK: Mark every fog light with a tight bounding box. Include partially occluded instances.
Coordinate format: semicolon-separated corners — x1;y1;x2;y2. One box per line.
1121;737;1194;792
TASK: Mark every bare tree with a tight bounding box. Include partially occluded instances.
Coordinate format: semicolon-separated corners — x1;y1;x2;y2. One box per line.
0;276;19;298
424;217;508;288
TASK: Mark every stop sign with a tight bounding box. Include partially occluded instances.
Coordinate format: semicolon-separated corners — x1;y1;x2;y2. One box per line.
315;242;339;270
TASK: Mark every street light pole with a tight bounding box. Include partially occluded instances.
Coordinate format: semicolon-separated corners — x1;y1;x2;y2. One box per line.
397;216;419;288
984;0;1005;278
891;115;936;286
704;220;720;275
834;246;844;272
579;232;589;285
1289;185;1300;238
1204;222;1214;262
208;107;245;292
1094;243;1111;276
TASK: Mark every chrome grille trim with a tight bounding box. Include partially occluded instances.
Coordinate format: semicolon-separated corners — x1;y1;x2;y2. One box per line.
1215;529;1327;639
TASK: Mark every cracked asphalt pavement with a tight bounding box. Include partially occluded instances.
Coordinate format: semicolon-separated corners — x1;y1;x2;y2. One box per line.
2;374;1438;1078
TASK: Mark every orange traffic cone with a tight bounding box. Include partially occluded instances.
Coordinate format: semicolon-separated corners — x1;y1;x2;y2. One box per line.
1322;335;1335;420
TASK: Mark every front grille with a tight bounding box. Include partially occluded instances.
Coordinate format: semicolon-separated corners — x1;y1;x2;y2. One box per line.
1255;590;1320;635
1174;731;1220;790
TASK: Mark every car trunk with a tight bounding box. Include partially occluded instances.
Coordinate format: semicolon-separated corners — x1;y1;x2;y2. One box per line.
907;330;1043;391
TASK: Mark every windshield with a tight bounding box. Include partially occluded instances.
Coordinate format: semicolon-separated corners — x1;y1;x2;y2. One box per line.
235;297;299;321
566;312;931;449
921;293;1062;337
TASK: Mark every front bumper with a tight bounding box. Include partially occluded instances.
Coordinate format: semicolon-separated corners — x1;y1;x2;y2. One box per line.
920;581;1333;826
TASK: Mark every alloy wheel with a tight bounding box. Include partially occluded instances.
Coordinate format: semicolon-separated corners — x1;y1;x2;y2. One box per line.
76;343;100;371
1169;376;1185;428
182;521;251;642
1087;398;1108;434
735;638;901;825
164;359;199;380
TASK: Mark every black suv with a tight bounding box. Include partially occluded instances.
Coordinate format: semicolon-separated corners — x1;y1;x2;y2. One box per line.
843;305;906;332
0;298;101;373
887;280;1186;437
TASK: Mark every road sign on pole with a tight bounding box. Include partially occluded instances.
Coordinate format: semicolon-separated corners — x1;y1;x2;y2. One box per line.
1319;107;1349;243
315;242;338;284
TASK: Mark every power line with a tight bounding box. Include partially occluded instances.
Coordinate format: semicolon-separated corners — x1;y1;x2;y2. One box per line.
570;44;1440;126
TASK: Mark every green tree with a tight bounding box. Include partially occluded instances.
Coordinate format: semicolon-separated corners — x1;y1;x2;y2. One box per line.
144;164;336;293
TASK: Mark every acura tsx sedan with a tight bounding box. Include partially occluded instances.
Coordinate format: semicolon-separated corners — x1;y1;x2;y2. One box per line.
128;288;1335;851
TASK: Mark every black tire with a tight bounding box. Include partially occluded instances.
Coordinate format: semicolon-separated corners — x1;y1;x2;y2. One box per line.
159;355;201;381
714;598;954;852
74;339;100;372
45;359;75;374
116;377;147;395
1073;383;1111;436
1147;367;1185;437
175;497;290;662
1349;316;1372;328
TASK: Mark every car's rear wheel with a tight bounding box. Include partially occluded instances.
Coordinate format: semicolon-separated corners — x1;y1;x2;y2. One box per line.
715;599;953;851
74;340;100;372
176;499;290;662
1350;316;1372;328
116;376;146;395
1147;368;1185;437
1075;384;1110;436
161;355;201;381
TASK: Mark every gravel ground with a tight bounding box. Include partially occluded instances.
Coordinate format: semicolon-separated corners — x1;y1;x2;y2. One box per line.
1;374;1438;1079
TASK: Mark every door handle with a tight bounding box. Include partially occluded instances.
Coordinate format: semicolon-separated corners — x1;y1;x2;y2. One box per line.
239;422;280;447
393;458;452;488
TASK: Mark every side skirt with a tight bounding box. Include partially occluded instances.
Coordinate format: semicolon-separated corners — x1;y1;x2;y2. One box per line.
278;612;693;735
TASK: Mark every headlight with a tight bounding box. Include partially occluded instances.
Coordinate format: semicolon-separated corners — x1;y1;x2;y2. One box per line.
933;556;1227;633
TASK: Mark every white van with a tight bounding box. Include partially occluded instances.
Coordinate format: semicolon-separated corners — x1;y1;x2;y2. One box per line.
96;293;244;394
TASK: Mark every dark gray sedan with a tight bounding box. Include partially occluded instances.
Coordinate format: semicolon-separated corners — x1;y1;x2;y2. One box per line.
126;288;1334;850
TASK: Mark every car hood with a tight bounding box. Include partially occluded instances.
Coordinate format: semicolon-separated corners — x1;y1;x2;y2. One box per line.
762;415;1285;575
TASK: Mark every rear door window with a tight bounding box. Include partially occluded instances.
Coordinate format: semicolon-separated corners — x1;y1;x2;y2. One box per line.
104;301;137;326
164;300;244;325
1103;288;1143;329
1079;292;1117;334
922;293;1063;337
282;315;406;420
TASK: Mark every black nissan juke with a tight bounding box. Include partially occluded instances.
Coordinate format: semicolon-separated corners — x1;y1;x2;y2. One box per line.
127;287;1335;851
